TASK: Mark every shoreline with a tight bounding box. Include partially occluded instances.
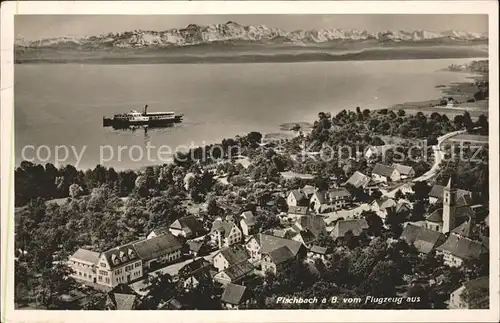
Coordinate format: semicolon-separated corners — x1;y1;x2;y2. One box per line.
14;59;488;173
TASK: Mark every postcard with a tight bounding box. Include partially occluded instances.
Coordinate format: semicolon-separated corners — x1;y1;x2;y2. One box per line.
1;1;498;322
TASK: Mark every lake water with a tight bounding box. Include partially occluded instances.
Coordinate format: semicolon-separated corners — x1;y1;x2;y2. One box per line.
15;58;478;170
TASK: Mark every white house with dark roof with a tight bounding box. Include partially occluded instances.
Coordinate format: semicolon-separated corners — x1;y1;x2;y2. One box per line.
301;185;316;199
210;219;243;249
221;283;249;309
287;205;309;219
240;211;257;236
345;171;371;189
245;233;305;263
213;260;255;285
371;164;400;183
133;232;183;271
436;233;485;267
68;248;100;284
391;163;415;179
168;215;205;239
97;242;143;288
400;224;446;254
292;214;327;240
449;276;489;309
310;188;352;213
370;197;397;221
261;245;296;275
286;190;308;207
213;245;249;272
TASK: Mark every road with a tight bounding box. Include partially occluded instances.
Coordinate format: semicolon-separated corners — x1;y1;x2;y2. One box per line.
412;130;467;183
129;250;219;295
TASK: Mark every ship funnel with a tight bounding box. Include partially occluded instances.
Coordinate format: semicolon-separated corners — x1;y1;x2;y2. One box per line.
144;105;148;115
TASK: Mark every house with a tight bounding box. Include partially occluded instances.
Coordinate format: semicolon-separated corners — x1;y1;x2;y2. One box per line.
178;258;214;291
307;245;328;261
310;188;351;213
371;164;400;183
96;243;143;288
428;184;472;204
186;239;210;257
435;233;485;267
213;245;249;272
105;284;140;310
384;183;415;198
221;283;249;309
345;171;371;189
169;215;205;239
210;219;243;249
449;276;489;309
425;178;475;233
327;188;352;210
370;197;397;220
330;219;369;240
178;258;215;290
240;211;257;236
391;163;415;179
286;190;308;207
364;145;394;160
133;233;183;271
213;260;255;285
245;233;305;263
291;214;327;240
395;200;412;215
261;245;296;275
289;229;317;247
68;248;100;284
400;224;446;254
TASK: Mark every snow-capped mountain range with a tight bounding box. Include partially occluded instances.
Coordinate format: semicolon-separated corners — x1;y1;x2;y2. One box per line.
16;21;488;49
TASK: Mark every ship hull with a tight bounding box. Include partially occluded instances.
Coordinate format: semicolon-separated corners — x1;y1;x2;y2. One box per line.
103;115;183;128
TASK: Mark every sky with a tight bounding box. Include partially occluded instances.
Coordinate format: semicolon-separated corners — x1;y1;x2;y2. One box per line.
15;14;489;40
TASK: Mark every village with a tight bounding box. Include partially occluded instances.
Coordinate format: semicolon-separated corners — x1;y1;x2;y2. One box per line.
62;128;489;310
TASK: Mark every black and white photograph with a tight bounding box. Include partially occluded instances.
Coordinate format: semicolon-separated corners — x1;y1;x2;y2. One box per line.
1;1;498;322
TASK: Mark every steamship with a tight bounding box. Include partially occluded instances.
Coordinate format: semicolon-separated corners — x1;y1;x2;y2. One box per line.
103;105;183;128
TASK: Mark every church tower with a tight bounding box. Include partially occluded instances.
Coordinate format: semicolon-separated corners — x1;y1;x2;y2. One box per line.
442;177;457;233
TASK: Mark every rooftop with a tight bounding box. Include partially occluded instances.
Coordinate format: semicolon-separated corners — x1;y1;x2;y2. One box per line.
372;164;397;178
70;248;100;265
217;246;249;266
266;245;295;265
330;219;369;239
400;224;445;254
223;260;255;281
436;234;484;260
391;163;414;176
133;233;182;261
221;283;247;305
346;171;370;188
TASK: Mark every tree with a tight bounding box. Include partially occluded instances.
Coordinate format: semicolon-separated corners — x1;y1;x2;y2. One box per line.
68;183;83;199
35;263;76;309
140;272;177;309
314;176;329;191
362;211;383;236
462;111;474;132
397;109;406;117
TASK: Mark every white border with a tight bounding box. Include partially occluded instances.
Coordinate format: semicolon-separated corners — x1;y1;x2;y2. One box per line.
1;1;499;323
